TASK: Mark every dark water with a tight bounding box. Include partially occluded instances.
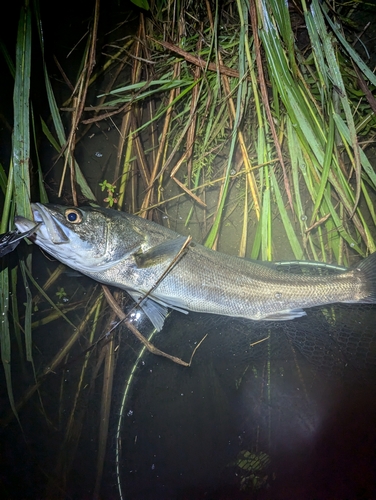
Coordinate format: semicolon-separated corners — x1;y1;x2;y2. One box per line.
1;300;376;499
104;303;376;500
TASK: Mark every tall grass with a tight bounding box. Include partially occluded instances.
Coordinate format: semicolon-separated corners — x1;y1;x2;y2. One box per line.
85;0;376;264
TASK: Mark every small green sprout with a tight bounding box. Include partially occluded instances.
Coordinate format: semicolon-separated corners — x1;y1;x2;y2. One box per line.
99;180;118;207
56;287;67;301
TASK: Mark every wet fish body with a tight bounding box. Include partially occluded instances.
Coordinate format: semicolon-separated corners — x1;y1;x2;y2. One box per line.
15;204;376;331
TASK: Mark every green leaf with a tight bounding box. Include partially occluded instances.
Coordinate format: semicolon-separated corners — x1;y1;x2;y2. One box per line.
130;0;149;10
12;1;32;219
333;113;376;190
0;267;21;426
19;258;34;362
309;112;334;225
0;162;8;195
320;1;376;87
270;169;303;259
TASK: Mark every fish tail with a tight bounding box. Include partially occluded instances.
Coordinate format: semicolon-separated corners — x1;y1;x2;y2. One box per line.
356;252;376;303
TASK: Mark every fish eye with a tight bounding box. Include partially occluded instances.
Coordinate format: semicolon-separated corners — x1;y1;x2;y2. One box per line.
65;208;83;224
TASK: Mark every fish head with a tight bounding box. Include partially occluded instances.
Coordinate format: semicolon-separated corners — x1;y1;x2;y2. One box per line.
14;203;144;272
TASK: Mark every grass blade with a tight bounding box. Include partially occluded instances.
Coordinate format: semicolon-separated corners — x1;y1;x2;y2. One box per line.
12;1;32;219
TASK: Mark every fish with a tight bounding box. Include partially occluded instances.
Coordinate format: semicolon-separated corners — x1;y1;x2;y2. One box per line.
15;203;376;331
0;223;41;257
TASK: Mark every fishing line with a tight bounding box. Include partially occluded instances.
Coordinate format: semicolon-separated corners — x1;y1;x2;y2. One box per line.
101;235;192;338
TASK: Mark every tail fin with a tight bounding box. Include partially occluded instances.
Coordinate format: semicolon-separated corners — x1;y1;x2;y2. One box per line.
356;252;376;303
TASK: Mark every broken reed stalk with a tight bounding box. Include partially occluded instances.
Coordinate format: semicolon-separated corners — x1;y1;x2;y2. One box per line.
102;286;189;366
101;234;209;366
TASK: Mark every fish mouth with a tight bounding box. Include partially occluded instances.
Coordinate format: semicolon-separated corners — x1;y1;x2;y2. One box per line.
15;203;69;244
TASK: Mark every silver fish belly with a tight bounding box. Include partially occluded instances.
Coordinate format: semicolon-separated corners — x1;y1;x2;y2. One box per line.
15;203;376;331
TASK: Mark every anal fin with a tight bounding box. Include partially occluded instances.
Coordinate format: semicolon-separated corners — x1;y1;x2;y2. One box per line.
260;308;307;321
128;291;169;331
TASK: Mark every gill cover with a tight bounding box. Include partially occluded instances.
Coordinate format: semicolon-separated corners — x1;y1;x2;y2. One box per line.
26;204;143;272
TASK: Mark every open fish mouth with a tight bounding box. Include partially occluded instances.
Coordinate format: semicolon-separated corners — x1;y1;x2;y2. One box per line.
32;203;70;244
15;203;69;244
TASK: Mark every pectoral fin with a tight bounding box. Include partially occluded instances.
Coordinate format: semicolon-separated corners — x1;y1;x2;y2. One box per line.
134;236;189;268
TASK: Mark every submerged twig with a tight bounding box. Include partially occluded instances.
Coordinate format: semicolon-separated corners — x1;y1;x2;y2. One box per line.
102;286;189;366
139;234;192;304
148;37;244;79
